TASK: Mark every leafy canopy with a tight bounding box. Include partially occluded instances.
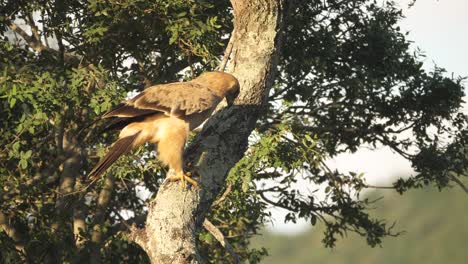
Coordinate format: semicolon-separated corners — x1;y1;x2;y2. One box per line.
0;0;466;263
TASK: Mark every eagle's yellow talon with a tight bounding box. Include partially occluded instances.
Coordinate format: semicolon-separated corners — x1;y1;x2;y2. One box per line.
167;172;199;189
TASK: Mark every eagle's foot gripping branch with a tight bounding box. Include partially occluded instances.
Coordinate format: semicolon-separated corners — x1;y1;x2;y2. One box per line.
166;171;200;189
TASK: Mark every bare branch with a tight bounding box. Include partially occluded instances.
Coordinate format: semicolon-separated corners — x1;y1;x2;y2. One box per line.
448;173;468;194
217;34;234;72
203;219;240;264
7;19;45;52
25;13;41;43
5;17;80;64
212;183;232;207
363;184;396;190
377;136;414;160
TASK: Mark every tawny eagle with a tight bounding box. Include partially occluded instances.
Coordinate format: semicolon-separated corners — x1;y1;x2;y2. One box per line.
88;71;240;187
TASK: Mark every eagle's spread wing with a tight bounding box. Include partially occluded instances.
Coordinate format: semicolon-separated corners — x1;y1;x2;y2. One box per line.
102;82;221;119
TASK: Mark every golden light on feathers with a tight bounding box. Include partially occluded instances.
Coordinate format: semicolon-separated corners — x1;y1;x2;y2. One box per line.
88;72;240;187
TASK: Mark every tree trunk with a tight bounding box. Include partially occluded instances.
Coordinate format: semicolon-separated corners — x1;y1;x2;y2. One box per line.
130;0;292;262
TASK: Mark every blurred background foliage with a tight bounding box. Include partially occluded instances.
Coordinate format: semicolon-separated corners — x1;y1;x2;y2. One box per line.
0;0;466;263
252;186;468;264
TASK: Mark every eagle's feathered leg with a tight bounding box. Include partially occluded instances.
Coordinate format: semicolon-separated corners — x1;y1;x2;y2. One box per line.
156;117;199;188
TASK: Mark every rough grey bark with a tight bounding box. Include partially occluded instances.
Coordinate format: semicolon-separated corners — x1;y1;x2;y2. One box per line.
130;0;293;262
50;134;84;262
90;175;115;263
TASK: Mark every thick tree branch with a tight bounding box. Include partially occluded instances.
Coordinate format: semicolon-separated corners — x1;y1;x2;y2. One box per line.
51;134;83;261
128;225;149;253
7;19;45;52
54;141;81;214
90;174;116;263
5;18;80;64
132;0;295;263
25;13;41;43
73;197;88;250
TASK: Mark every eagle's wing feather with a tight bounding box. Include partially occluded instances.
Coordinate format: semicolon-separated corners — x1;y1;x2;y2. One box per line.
102;103;158;118
102;82;221;119
132;82;221;116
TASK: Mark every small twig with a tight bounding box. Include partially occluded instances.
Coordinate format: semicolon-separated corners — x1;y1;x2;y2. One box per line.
217;34;234;72
203;219;240;264
61;174;100;197
212;183;232;207
363;184;396;190
113;209;133;230
0;123;27;155
449;173;468;194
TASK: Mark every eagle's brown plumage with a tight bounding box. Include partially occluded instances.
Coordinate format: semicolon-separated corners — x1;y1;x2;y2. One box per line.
88;71;240;187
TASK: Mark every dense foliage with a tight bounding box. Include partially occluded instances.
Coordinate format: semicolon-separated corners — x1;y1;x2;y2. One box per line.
0;0;466;263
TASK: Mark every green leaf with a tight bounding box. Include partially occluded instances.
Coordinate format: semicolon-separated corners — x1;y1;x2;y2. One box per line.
19;159;27;169
24;150;32;159
311;215;317;225
169;31;179;44
12;141;20;152
9;97;16;108
242;172;251;192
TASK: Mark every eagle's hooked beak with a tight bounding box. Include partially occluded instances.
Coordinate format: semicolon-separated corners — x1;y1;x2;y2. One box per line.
226;89;239;106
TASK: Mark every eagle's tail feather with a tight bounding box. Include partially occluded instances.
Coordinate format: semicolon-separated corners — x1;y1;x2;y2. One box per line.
88;132;141;181
102;103;156;119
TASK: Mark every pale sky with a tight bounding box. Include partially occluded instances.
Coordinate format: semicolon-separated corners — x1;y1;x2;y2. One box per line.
268;0;468;234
